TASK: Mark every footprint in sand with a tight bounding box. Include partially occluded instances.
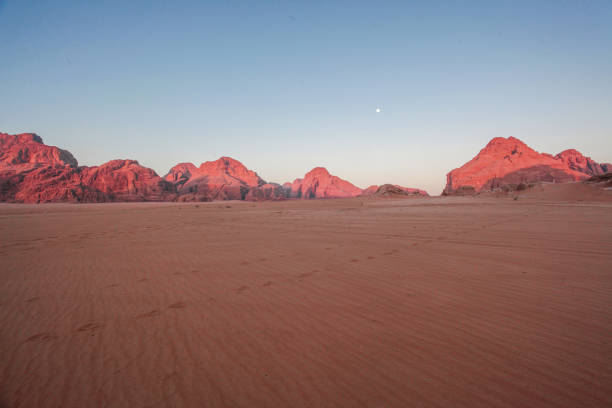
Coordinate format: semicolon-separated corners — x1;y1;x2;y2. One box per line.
236;286;249;294
24;332;57;343
367;256;375;260
262;281;273;287
136;310;162;319
26;297;39;303
76;322;105;333
298;270;316;279
350;258;359;263
168;302;186;309
240;261;250;265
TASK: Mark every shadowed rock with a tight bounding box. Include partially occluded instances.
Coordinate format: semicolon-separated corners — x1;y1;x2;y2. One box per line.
361;184;428;197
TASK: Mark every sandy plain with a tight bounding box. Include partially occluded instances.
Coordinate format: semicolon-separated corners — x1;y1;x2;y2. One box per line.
1;186;611;407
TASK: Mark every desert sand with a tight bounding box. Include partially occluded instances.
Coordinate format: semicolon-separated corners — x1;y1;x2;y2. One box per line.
1;186;611;407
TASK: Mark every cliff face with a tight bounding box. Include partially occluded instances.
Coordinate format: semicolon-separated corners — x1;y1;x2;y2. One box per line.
443;137;594;194
164;157;273;201
0;132;78;168
555;149;611;176
284;167;362;199
11;131;606;202
0;133;174;203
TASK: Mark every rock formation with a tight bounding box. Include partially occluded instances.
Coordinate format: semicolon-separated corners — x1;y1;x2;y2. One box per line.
361;184;429;197
443;136;594;195
0;133;175;203
555;149;611;176
284;167;362;199
244;183;288;201
9;130;605;202
164;157;270;201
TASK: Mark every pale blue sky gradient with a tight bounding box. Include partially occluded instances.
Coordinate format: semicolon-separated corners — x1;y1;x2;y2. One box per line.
1;0;611;194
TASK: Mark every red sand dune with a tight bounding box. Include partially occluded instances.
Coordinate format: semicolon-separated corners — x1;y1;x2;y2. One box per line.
0;186;610;407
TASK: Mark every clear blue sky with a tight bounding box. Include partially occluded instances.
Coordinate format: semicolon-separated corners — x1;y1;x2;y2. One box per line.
1;0;611;194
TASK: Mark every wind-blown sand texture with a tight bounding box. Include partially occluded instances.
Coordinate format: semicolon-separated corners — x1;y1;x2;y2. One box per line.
1;189;611;407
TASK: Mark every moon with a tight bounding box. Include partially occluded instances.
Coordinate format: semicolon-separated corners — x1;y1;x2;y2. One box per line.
375;108;381;113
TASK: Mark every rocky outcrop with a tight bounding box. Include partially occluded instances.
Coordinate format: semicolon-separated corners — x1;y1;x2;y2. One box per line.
165;157;265;201
585;172;612;188
361;184;428;197
555;149;611;176
79;160;175;202
0;133;175;203
443;137;590;195
245;183;288;201
284;167;362;199
0;132;78;168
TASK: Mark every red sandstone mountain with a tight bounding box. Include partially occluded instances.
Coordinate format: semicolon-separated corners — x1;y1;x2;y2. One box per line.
164;157;269;201
79;160;175;202
0;133;174;203
284;167;362;199
443;137;592;195
0;132;78;169
361;184;429;197
555;149;611;176
10;130;606;202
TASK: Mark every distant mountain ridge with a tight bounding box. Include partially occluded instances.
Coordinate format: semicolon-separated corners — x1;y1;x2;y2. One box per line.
0;132;427;203
1;132;608;202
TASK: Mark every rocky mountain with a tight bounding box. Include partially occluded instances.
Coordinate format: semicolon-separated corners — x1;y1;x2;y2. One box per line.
284;167;362;199
244;183;287;201
164;157;271;201
443;137;600;195
361;184;429;197
555;149;611;176
11;131;605;202
0;133;175;203
0;132;78;169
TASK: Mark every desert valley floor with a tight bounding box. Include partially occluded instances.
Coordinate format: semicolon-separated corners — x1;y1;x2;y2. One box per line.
1;186;611;407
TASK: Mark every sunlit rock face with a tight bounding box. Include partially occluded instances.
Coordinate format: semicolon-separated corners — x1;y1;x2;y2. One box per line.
284;167;363;199
165;157;266;201
0;132;175;203
443;136;593;195
554;149;611;176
